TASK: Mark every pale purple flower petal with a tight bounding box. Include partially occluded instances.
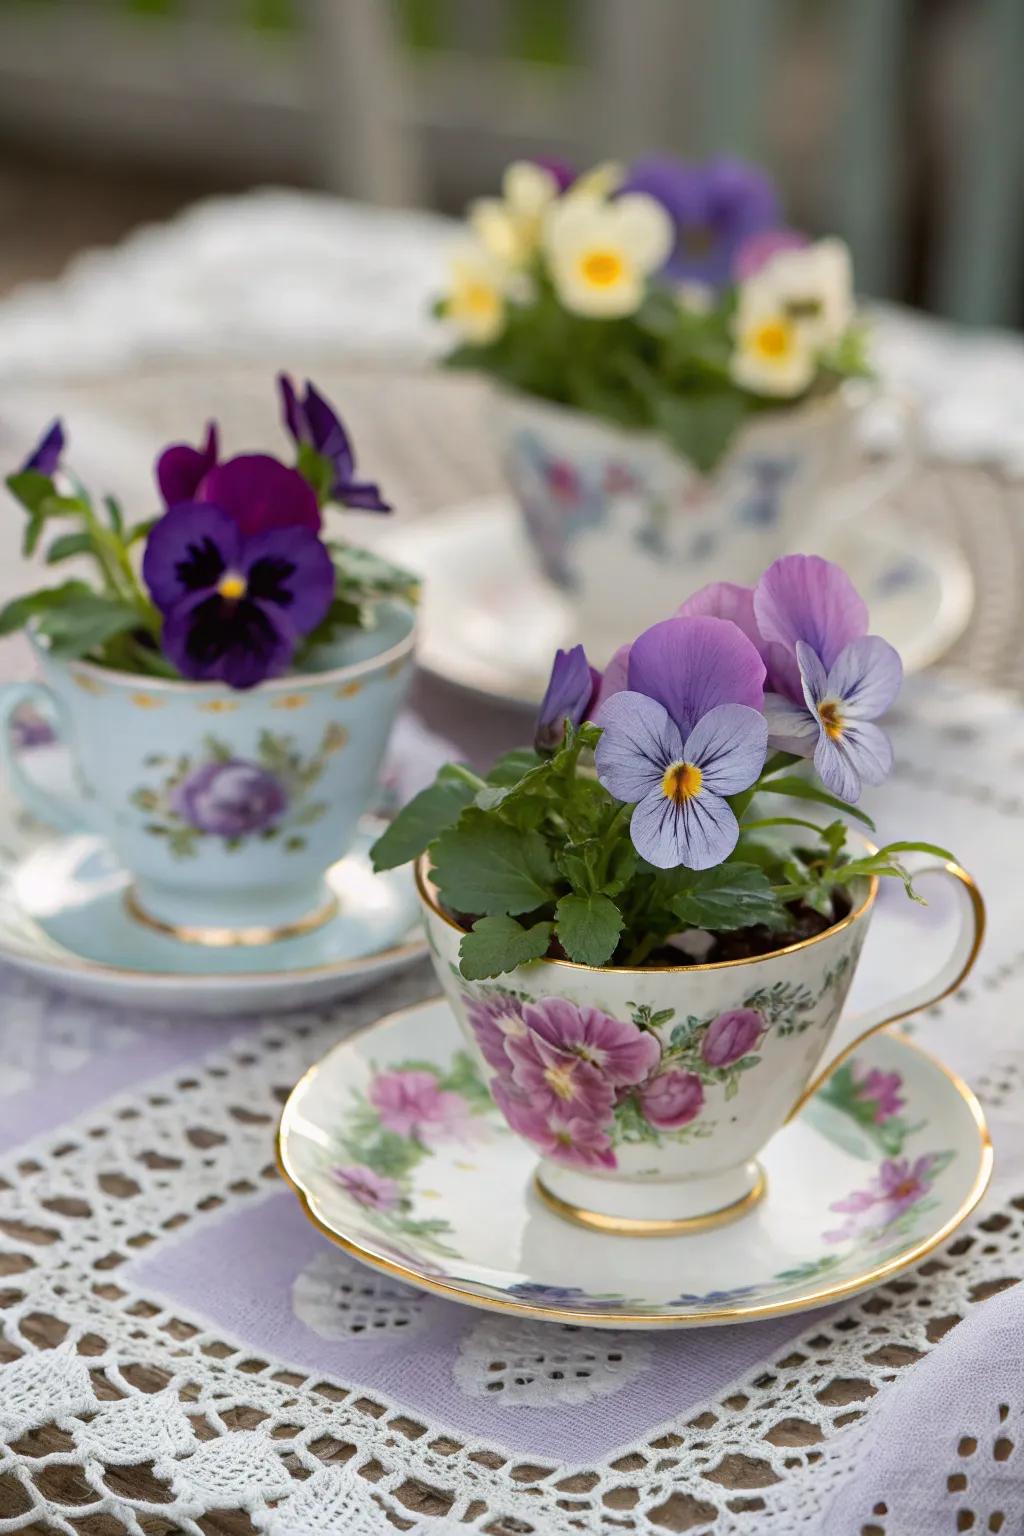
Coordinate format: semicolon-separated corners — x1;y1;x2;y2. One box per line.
631;783;738;870
763;690;819;756
595;691;682;802
754;555;868;671
627;615;766;734
535;644;600;752
465;994;526;1075
826;636;903;720
591;642;631;710
676;581;769;663
683;703;767;795
505;1030;615;1121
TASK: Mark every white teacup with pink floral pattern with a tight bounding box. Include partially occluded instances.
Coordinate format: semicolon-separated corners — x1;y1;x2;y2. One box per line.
417;855;982;1232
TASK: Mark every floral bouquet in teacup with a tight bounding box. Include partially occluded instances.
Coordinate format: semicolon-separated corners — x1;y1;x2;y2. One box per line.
0;379;419;943
374;556;981;1231
435;154;878;652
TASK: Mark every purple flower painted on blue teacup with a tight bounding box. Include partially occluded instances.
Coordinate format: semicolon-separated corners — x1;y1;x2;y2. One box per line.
171;759;287;838
10;703;57;752
20;418;65;477
534;643;601;753
595;615;767;870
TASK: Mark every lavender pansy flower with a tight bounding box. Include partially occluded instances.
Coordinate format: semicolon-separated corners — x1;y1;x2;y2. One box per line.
627;614;767;734
786;636;902;803
597;694;767;870
622;155;780;287
171;759;286;836
21;419;65;477
279;374;390;512
143;501;334;688
534;644;601;752
156;422;219;507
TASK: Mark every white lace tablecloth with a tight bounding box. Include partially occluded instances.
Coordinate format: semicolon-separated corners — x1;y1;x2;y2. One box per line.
0;674;1023;1536
1;189;1024;1535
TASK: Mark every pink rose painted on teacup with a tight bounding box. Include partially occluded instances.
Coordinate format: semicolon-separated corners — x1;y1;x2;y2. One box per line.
640;1068;705;1129
701;1008;764;1067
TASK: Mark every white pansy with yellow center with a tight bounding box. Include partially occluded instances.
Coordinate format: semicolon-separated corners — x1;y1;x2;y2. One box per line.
747;237;854;351
543;193;673;319
469;160;559;268
730;291;816;398
441;241;517;346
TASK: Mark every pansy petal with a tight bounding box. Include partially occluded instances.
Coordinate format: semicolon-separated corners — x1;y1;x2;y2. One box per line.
763;691;818;757
683;704;767;794
21;418;65;478
303;382;355;477
241;526;335;636
161;590;296;689
142;502;241;613
827;636;902;721
535;644;598;751
595;691;682;803
796;640;829;711
813;731;861;803
754;554;868;669
836;719;894;787
676;581;768;661
198;454;321;535
591;642;630;710
156;423;219;507
627;615;765;735
631;787;737;870
278;373;304;443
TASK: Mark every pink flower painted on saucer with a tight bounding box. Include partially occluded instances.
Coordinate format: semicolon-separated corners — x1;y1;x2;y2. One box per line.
824;1154;940;1244
330;1164;401;1211
370;1070;475;1146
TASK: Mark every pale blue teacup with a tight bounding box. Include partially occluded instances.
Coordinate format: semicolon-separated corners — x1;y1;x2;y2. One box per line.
0;604;415;944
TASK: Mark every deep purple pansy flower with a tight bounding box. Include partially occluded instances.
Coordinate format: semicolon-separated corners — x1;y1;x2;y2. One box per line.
531;154;576;192
194;454;321;535
21;419;65;478
595;616;768;870
279;374;390;512
535;644;601;752
621;155;780;288
170;759;287;837
142;501;334;688
156;423;219;507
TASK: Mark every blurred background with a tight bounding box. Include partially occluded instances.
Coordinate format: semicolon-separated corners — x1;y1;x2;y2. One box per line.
0;0;1021;325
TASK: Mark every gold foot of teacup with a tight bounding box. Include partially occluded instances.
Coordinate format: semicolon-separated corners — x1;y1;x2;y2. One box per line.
124;887;339;948
534;1160;766;1237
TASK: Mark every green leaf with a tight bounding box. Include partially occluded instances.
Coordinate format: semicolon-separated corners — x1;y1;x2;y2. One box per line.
104;495;124;534
755;775;876;830
370;765;479;871
126;516;159;547
485;748;544;787
5;470;55;516
432;811;558;916
0;580;96;636
874;839;957;863
555;892;623;967
669;863;789;931
459;915;554;980
653;391;749;474
45;531;94;564
34;592;140;658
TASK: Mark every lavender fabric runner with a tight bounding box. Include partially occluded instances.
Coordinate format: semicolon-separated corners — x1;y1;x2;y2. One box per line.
0;676;1022;1535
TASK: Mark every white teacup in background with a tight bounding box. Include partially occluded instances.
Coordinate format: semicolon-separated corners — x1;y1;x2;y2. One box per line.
495;385;912;661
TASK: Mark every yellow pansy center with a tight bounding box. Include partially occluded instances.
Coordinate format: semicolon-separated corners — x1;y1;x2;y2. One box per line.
661;760;704;805
579;248;626;288
460;280;500;318
217;572;247;601
749;317;797;361
817;699;845;740
544;1061;579;1102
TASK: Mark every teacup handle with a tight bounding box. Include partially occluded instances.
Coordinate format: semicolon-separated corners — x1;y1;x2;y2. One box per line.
787;860;985;1120
0;681;87;833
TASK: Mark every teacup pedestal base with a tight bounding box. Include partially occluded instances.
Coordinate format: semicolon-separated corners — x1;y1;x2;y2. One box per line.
125;876;338;948
535;1159;766;1237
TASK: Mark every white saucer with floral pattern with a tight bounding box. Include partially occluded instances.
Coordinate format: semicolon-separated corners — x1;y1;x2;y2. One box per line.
373;497;973;707
0;764;425;1016
278;996;992;1329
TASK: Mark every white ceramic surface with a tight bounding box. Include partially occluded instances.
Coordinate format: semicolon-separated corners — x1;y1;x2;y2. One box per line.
372;496;973;707
278;996;991;1329
0;768;425;1015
